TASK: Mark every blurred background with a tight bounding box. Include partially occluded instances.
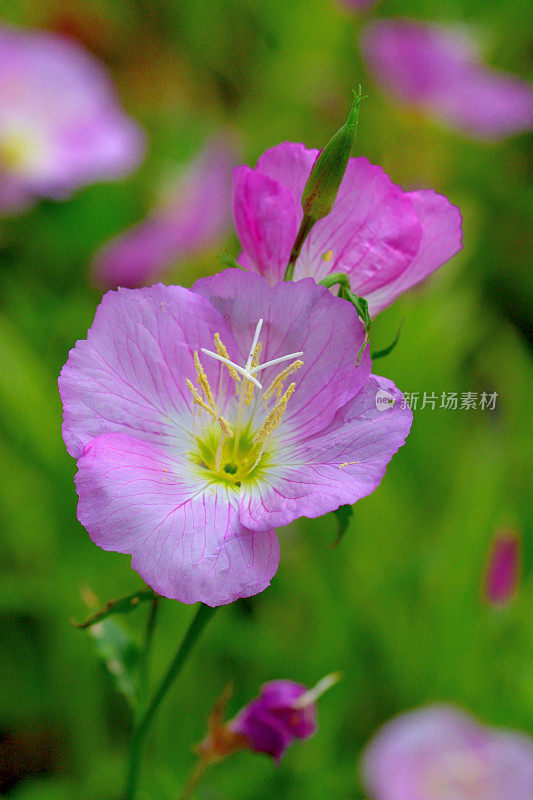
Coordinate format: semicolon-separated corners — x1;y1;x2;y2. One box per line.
0;0;531;798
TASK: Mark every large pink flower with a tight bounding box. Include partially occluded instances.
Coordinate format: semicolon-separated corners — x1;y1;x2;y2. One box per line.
59;270;412;606
361;19;533;140
361;705;533;800
93;136;236;289
232;143;462;315
0;25;145;214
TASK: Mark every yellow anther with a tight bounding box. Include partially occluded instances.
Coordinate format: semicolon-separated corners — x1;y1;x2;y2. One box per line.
322;249;333;262
253;382;295;447
245;342;262;406
186;378;217;419
214;333;241;391
263;360;303;402
194;351;216;411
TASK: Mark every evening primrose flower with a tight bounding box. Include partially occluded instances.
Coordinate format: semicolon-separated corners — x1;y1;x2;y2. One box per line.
0;24;145;214
232;143;462;315
361;20;533;140
59;270;412;606
93;136;235;289
361;705;533;800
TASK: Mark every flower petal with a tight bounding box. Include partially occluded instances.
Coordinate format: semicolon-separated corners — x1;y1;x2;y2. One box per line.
59;283;235;459
239;376;412;531
296;157;422;291
365;189;463;315
232;165;299;282
193;269;371;440
75;433;280;606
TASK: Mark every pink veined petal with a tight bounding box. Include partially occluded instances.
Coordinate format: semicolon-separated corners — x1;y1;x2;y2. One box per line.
296;157;422;290
238;375;412;532
193;270;372;441
232;165;299;282
365;189;463;315
75;433;280;606
255;141;318;210
58;282;236;459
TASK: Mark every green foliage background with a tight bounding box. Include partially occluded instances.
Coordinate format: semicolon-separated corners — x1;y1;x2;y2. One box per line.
0;0;531;797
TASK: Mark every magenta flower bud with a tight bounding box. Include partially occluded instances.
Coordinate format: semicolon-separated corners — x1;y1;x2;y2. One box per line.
229;675;338;761
301;88;364;223
484;530;520;606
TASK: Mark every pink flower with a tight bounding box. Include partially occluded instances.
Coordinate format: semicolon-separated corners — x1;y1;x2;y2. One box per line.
58;270;412;606
0;24;145;214
361;705;533;800
93;136;236;289
232;142;462;315
361;19;533;140
483;530;520;606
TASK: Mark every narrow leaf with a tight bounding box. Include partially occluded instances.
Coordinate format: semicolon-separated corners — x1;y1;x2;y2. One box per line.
74;589;155;629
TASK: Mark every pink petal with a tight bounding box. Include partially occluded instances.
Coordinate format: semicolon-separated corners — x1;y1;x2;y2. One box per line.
94;137;235;289
193;270;372;441
361;19;533;140
75;433;279;606
365;189;463;315
297;157;422;290
239;376;412;531
232;165;298;282
58;282;235;459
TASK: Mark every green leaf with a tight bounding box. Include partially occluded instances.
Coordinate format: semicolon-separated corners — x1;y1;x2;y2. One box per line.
74;590;156;629
90;617;140;704
333;504;353;546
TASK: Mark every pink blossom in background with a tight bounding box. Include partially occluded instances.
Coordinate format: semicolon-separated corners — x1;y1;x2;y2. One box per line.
483;529;520;606
58;270;412;606
361;19;533;140
233;142;462;315
0;25;146;214
93;137;236;289
361;705;533;800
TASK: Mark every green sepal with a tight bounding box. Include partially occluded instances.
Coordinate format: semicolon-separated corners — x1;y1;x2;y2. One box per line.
319;272;371;364
333;504;353;546
371;321;404;360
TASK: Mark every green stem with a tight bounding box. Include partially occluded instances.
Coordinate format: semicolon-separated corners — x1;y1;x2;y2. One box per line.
124;603;217;800
283;215;316;280
137;597;159;718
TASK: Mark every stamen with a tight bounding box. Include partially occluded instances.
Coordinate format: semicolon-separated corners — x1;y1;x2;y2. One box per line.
245;342;262;406
253;382;296;448
291;673;341;709
214;333;241;392
194;351;216;411
200;349;262;389
321;249;333;262
251;351;304;375
263;359;303;402
186;379;217;419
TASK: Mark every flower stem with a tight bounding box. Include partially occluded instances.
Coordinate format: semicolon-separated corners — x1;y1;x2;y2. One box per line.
283;215;316;281
137;596;159;716
124;603;217;800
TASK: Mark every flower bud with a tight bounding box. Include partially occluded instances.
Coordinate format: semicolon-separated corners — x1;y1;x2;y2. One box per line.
301;87;365;222
483;529;520;606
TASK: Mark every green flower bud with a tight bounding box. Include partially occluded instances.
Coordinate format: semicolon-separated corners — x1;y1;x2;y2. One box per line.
301;87;365;222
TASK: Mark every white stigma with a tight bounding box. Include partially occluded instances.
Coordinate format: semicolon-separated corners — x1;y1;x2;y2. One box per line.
291;672;341;709
201;318;304;390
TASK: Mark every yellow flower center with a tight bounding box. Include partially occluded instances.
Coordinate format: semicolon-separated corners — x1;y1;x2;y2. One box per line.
186;319;304;488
